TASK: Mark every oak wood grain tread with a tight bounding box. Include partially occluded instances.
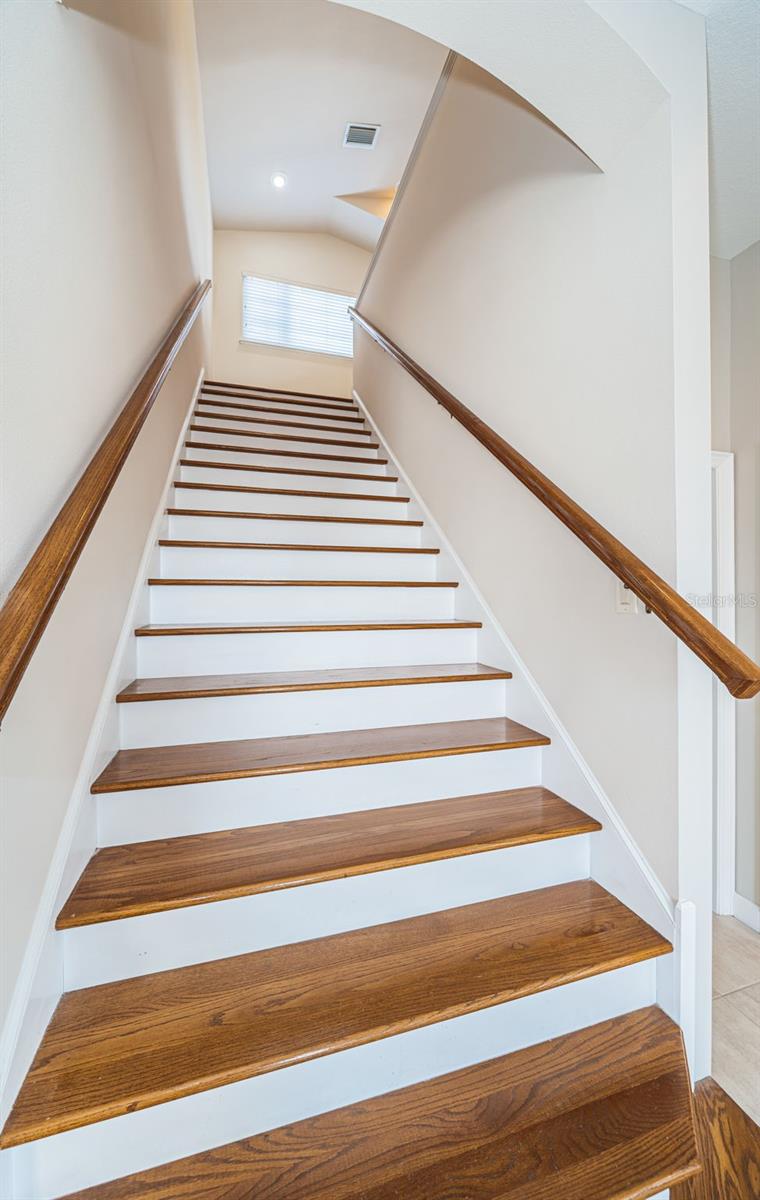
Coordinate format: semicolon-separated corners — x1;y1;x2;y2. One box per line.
59;1007;698;1200
174;479;409;503
159;539;438;555
134;619;482;638
198;398;364;422
147;577;457;589
190;424;380;450
179;457;398;483
91;717;548;793
116;661;510;703
203;381;355;405
672;1078;759;1200
186;439;388;465
57;787;597;927
1;882;670;1146
194;408;372;436
167;506;422;527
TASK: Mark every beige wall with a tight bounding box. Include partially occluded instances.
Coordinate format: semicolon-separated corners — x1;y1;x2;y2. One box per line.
710;245;760;906
0;0;212;1037
356;57;681;891
732;242;760;907
710;256;732;452
211;230;370;397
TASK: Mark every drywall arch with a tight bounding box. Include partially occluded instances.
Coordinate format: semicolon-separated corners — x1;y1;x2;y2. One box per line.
329;0;667;171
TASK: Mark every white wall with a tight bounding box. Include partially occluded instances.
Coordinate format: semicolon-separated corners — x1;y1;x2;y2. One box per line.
356;55;681;892
0;0;212;1045
211;230;370;396
711;243;760;908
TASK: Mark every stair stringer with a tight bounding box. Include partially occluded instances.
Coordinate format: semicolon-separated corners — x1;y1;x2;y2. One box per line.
353;386;686;1031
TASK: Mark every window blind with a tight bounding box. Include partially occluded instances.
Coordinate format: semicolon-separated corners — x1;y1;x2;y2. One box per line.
241;275;356;358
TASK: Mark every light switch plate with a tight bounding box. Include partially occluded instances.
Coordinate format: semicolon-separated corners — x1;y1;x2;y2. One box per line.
616;579;639;614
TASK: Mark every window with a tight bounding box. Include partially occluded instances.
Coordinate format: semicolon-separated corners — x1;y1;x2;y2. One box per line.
241;275;356;358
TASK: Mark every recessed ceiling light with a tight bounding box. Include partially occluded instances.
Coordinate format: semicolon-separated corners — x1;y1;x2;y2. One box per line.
271;172;288;189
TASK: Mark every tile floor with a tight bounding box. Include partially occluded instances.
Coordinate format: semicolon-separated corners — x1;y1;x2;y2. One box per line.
712;914;760;1126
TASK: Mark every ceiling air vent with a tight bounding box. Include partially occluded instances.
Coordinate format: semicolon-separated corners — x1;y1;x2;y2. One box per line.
343;122;380;150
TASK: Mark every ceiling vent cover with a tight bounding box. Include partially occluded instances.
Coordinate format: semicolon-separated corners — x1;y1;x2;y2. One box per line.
343;122;380;149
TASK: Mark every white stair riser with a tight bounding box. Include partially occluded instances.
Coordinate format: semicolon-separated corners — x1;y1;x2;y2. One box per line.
201;391;358;415
196;403;365;430
172;485;408;520
194;408;372;440
183;442;389;473
63;835;592;988
158;545;437;582
178;463;398;495
9;961;657;1199
148;583;456;624
188;426;381;457
166;513;422;547
97;746;543;844
119;678;509;747
137;626;478;676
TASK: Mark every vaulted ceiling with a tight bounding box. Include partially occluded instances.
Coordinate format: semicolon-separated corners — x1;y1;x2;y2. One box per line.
194;0;446;250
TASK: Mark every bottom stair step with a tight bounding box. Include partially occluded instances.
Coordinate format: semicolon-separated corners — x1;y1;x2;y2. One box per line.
61;1006;699;1199
0;881;670;1148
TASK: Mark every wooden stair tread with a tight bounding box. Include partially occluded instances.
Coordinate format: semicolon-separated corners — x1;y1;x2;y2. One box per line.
116;661;511;702
167;507;422;527
186;439;388;465
672;1078;759;1200
190;424;380;450
158;539;438;554
91;717;548;793
179;457;398;482
147;577;458;588
59;1007;698;1200
197;398;365;422
174;479;409;503
1;881;670;1146
203;381;355;405
135;619;483;637
57;787;598;927
194;408;372;435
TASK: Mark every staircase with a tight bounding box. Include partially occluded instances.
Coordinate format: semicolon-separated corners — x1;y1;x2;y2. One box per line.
0;381;700;1198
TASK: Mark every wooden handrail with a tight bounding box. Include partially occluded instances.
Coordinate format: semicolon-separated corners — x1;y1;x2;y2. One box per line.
350;307;760;700
0;279;211;725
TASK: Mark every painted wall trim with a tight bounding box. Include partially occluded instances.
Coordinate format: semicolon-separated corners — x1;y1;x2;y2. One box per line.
733;892;760;934
712;451;737;916
0;368;205;1132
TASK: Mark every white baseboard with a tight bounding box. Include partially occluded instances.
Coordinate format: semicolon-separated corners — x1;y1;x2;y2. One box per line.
733;891;760;933
0;368;205;1130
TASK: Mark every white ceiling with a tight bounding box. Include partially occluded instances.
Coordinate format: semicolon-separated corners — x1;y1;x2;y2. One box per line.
677;0;760;259
194;0;446;250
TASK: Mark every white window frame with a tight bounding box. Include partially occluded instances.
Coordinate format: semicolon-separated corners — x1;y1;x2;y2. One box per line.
239;272;356;359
